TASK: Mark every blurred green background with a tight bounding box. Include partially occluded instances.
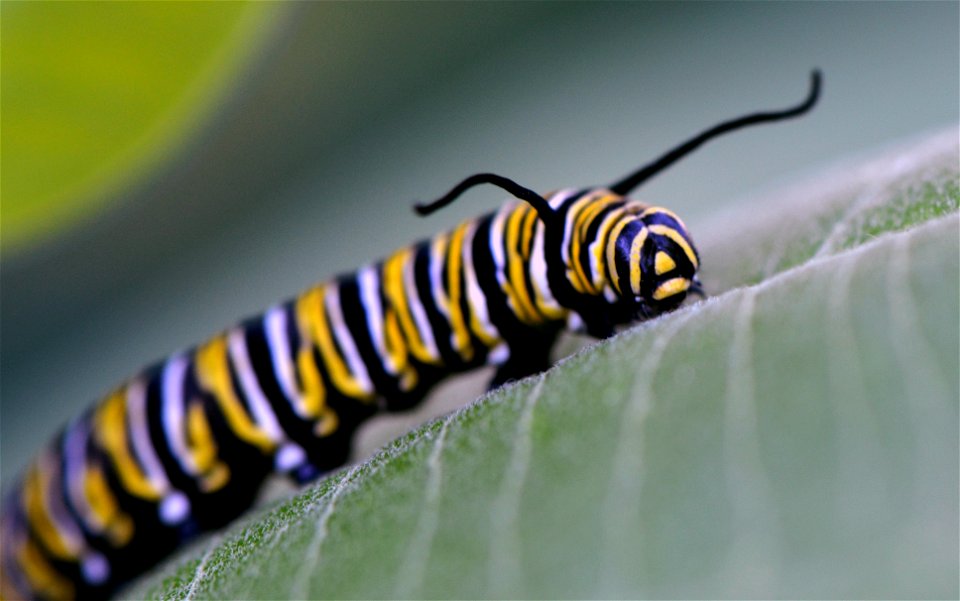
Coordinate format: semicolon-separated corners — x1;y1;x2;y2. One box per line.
2;2;958;488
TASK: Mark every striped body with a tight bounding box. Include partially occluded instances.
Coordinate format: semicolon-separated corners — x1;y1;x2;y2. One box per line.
0;188;700;600
0;68;824;601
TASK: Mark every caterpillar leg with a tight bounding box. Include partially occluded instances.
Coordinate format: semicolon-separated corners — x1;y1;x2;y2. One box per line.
487;331;557;390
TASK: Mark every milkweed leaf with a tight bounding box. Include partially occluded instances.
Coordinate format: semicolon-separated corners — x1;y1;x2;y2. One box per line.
131;129;958;599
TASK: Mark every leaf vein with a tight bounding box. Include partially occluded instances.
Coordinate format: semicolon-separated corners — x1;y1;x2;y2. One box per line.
487;375;546;597
394;417;452;597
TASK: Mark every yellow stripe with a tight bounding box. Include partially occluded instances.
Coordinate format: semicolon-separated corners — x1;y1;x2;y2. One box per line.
296;287;374;400
494;208;532;323
653;277;691;300
22;465;75;560
641;206;687;230
446;222;474;360
185;401;217;471
93;389;162;501
194;336;275;452
520;205;538;260
381;308;407;373
429;233;451;315
522;202;567;321
459;221;500;347
649;224;698;269
505;206;540;323
655;251;677;275
383;249;433;364
315;405;340;438
294;346;326;420
499;279;528;324
562;195;594;294
629;228;649;296
199;463;230;494
465;271;499;347
467;311;498;347
185;401;230;492
593;207;627;293
16;538;74;600
293;342;339;436
82;463;133;546
529;236;566;321
384;309;417;391
605;218;632;295
570;194;614;294
502;206;532;320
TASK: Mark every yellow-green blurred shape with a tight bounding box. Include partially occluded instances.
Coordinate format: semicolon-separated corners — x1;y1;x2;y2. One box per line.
1;2;284;253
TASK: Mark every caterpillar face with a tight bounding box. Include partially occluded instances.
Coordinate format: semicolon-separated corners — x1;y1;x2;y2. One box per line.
611;206;701;317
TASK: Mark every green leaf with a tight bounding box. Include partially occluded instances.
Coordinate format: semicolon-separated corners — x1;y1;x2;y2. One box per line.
0;3;285;252
131;130;958;599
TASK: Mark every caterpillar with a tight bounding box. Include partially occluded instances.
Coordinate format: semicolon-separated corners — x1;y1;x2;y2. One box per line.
0;71;820;600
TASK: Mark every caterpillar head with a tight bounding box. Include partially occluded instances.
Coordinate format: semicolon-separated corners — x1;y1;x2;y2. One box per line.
610;207;702;317
416;71;819;319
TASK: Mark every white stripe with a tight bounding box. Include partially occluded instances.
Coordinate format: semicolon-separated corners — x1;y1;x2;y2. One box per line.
265;306;306;418
547;188;577;211
566;311;585;334
275;443;307;472
560;191;593;266
128;378;191;526
161;355;196;475
589;208;626;291
547;187;579;269
490;204;515;314
80;554;110;585
38;449;85;555
488;343;510;365
46;441;116;579
462;222;500;343
159;492;190;526
357;266;396;373
529;218;562;314
63;420;97;529
1;512;33;595
429;235;450;317
325;284;374;395
228;328;285;443
126;378;171;494
403;250;440;361
489;202;512;274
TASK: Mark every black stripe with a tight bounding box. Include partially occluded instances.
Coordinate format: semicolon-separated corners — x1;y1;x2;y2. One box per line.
55;418;101;546
142;364;196;497
617;221;646;297
516;207;543;320
185;348;270;483
12;477;88;599
577;201;624;290
309;285;367;401
471;214;523;341
334;273;399;398
411;242;459;366
545;189;589;311
239;316;319;464
281;300;306;395
223;333;268;447
448;223;488;369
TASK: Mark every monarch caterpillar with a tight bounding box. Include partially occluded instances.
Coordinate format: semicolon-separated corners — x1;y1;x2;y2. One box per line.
1;71;820;600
